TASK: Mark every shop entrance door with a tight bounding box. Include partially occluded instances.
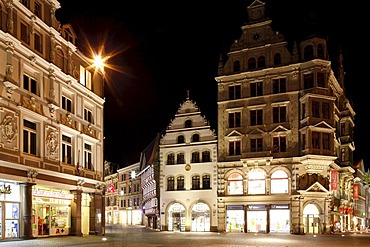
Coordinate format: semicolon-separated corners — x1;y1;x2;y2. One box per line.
37;205;50;236
172;212;181;231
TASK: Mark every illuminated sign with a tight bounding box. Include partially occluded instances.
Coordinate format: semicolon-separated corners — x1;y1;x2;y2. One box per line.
32;190;74;200
107;184;115;193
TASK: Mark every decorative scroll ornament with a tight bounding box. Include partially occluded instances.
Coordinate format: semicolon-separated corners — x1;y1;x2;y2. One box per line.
27;169;38;182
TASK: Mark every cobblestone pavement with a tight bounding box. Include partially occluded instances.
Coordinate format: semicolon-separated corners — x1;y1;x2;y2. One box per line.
1;226;370;247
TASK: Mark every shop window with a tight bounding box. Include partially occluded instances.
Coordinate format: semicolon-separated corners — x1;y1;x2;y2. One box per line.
248;169;266;195
227;173;243;195
270;170;289;194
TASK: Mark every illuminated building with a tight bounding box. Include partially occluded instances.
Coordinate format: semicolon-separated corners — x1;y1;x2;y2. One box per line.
215;0;356;234
159;94;218;232
0;0;105;239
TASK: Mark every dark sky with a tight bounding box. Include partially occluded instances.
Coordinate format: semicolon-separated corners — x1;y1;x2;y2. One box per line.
56;0;368;169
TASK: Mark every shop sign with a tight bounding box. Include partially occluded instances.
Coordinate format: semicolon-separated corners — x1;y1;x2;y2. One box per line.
247;204;266;210
270;204;289;209
32;189;74;199
226;205;244;210
353;184;359;199
330;170;338;190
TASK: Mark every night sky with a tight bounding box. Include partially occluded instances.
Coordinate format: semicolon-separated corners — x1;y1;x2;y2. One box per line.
56;0;368;169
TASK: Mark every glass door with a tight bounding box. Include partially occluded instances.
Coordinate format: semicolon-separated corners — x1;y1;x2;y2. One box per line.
37;205;50;236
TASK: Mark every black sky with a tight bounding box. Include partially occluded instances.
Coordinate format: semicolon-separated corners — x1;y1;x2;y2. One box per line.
56;0;369;169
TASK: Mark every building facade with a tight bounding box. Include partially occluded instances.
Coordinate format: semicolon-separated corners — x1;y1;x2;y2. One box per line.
159;95;218;232
215;0;356;234
0;0;105;240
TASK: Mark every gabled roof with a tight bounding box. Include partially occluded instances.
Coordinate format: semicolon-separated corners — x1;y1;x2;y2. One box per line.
305;181;329;193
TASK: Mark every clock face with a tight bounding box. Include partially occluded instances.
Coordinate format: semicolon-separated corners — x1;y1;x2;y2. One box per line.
253;33;261;41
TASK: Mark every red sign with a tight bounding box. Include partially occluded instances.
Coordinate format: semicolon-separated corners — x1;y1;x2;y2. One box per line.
330;170;338;190
353;184;359;199
107;184;115;193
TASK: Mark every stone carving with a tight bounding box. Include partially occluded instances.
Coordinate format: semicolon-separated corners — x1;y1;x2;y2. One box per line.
1;115;17;143
46;130;58;156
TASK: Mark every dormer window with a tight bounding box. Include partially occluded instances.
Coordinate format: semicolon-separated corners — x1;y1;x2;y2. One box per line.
177;135;185;144
185;120;192;128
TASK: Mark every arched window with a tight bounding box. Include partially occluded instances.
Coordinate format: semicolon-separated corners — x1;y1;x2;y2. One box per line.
177;152;185;164
317;44;324;58
167;176;175;191
227;173;243;195
248;57;256;70
202;174;211;189
177;135;185;144
185;119;192;128
192;175;200;190
273;53;281;65
191;151;200;163
257;56;265;68
177;176;185;190
192;134;200;142
167;153;175;165
202;150;211;162
248;169;266;195
233;60;240;72
304;45;314;61
270;170;288;194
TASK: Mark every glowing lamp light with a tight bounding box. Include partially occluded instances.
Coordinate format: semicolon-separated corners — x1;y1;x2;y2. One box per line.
94;55;105;72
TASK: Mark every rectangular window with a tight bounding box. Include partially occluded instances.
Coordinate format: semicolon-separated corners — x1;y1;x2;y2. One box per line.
250;81;263;97
84;108;93;123
251;138;263;152
322;102;330;119
34;32;43;53
84;143;92;170
312;101;320;118
228;112;241;128
229;85;241;100
250;109;263;125
177;177;185;190
272;106;286;123
273;136;286;153
21;22;30;44
23;74;37;94
192;176;200;190
229;140;241;156
304;73;314;89
272;78;286;94
80;66;92;89
322;133;330;150
312;132;320;149
167;177;174;191
202;175;211;189
62;135;72;165
34;1;42;18
301;103;306;119
23;119;37;155
62;95;72;112
317;72;326;87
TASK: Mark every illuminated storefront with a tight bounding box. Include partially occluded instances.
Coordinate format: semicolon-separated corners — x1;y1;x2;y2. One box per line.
226;205;244;232
191;202;210;232
270;204;290;233
0;182;20;239
31;186;73;237
167;203;185;231
247;204;267;233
